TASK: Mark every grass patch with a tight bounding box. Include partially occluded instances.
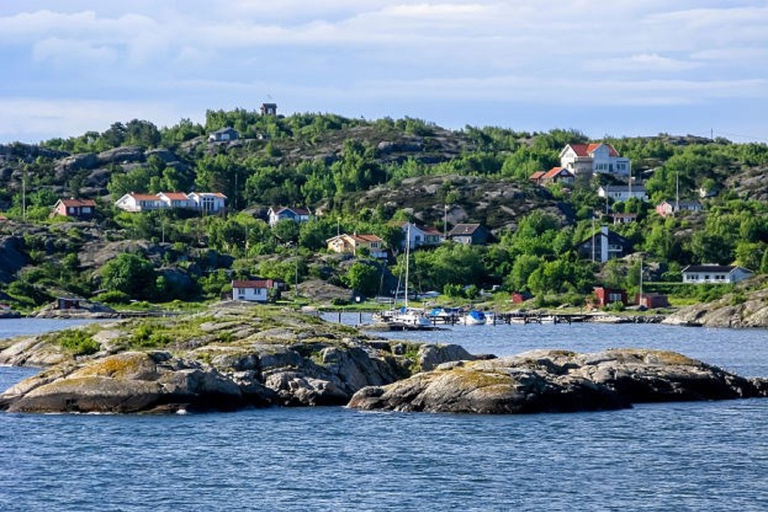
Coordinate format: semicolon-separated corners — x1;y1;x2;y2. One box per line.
52;329;100;356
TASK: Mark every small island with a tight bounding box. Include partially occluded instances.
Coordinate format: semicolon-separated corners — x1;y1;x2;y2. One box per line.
1;302;766;415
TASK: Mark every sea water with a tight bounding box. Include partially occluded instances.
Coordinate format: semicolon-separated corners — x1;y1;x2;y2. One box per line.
1;318;767;511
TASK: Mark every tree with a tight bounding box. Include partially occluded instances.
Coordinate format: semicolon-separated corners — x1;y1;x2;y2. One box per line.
99;253;157;300
342;262;380;296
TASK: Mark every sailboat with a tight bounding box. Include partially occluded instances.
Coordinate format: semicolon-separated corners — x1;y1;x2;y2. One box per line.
373;223;431;328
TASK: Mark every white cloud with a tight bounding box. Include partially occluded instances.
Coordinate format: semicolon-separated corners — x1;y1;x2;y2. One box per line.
585;54;701;73
32;38;119;65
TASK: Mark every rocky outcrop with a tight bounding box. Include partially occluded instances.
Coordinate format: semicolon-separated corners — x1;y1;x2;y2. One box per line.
663;288;768;328
96;146;145;165
348;349;768;414
0;304;453;413
0;351;272;413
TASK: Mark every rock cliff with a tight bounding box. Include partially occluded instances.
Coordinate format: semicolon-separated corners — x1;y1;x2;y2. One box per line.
663;288;768;328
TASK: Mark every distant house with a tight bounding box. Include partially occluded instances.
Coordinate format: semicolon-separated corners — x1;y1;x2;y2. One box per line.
598;185;648;202
399;222;443;249
208;127;239;142
115;193;165;212
231;279;284;302
576;226;632;263
115;191;226;213
594;287;627;307
682;265;754;284
326;233;387;259
157;192;193;209
52;198;96;219
447;223;488;245
531;167;575;186
636;293;670;309
656;200;703;217
268;207;312;228
560;143;630;176
261;103;278;116
611;212;637;225
187;192;227;213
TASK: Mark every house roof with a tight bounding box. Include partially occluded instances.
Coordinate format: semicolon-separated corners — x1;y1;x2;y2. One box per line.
273;206;311;216
127;193;161;201
529;171;545;180
59;198;96;207
577;228;631;248
682;265;751;274
543;167;573;179
351;234;382;244
191;192;227;198
600;185;646;193
448;223;483;236
397;222;442;235
232;279;279;289
567;143;620;157
159;192;188;200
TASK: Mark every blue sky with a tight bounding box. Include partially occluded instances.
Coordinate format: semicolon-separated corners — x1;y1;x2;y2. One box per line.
2;1;768;144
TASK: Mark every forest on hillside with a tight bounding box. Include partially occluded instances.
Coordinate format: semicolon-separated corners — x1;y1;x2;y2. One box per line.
1;109;768;310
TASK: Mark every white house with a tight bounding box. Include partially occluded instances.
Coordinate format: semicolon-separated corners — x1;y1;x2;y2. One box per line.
115;193;165;212
188;192;227;213
231;279;283;302
268;207;312;227
157;192;193;209
208;127;239;142
560;143;630;176
598;185;648;202
400;222;443;250
682;265;754;284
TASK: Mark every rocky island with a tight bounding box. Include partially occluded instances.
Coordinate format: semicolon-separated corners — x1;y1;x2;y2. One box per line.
1;302;766;415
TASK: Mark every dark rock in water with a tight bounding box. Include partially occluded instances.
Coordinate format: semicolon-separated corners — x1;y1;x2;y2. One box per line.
348;349;768;414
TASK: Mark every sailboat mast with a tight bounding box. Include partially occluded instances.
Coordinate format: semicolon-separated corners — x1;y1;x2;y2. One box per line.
404;223;411;308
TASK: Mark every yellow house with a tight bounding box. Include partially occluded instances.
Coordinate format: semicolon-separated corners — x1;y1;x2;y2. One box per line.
326;233;386;259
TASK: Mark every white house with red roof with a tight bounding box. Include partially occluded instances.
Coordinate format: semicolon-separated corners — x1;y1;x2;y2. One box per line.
559;143;630;176
157;192;193;209
115;193;165;212
231;279;284;302
116;192;226;213
399;222;444;250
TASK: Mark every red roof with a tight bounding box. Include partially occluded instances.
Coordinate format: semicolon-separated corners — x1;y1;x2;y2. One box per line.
567;143;619;157
129;193;159;201
543;167;574;179
60;199;97;207
351;234;382;243
161;192;188;200
232;279;279;289
529;171;546;180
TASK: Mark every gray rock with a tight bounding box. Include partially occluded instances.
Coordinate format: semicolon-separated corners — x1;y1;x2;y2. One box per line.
348;349;768;414
54;153;98;174
418;343;479;371
96;146;145;165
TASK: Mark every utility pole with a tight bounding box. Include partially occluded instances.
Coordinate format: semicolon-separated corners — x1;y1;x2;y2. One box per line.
591;213;596;262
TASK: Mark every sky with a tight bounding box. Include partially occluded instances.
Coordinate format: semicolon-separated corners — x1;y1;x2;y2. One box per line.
1;1;768;144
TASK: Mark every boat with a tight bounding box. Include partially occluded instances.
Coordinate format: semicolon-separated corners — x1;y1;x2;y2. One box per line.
460;310;487;326
373;224;431;329
427;307;460;324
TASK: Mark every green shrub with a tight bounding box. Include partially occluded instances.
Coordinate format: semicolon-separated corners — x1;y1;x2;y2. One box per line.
57;330;100;356
93;290;130;305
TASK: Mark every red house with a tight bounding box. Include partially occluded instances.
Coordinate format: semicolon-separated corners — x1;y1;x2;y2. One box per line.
594;287;627;307
636;293;670;309
52;198;97;219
